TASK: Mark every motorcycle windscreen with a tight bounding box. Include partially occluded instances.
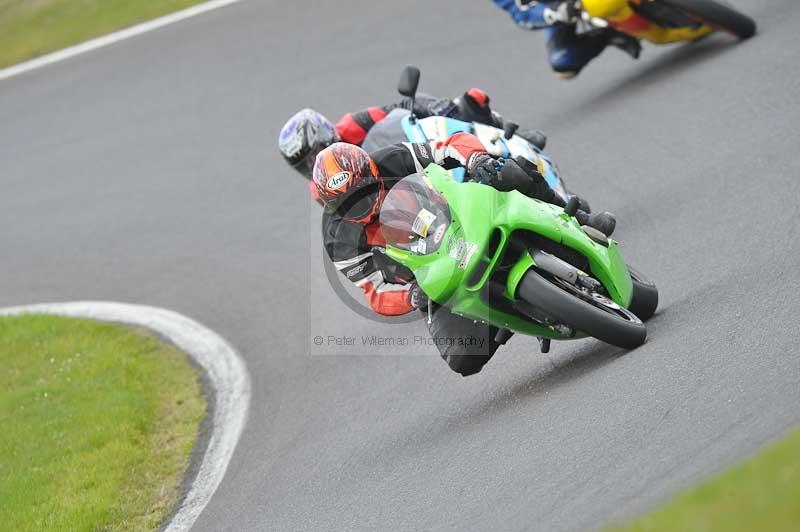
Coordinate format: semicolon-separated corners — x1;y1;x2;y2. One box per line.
380;173;451;256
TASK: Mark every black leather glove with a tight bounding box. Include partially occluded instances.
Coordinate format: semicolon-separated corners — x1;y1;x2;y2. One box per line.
466;152;499;182
486;158;520;192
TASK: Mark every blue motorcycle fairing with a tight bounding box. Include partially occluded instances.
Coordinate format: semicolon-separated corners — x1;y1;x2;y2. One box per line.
400;115;567;199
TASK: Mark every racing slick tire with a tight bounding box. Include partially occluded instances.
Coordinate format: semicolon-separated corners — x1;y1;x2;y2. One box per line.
517;269;647;349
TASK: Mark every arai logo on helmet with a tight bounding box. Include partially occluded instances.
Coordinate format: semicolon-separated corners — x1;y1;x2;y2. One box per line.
326;171;351;190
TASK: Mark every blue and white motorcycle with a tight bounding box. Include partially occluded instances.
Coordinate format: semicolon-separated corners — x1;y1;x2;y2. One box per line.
362;66;575;207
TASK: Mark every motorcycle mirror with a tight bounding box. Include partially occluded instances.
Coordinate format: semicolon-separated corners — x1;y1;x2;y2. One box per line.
503;121;519;140
397;65;420;98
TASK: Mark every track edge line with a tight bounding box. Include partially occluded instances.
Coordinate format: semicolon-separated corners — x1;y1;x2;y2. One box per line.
0;0;247;81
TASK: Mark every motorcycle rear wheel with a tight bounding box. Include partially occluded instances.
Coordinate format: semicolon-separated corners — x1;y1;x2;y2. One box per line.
662;0;756;39
517;270;647;349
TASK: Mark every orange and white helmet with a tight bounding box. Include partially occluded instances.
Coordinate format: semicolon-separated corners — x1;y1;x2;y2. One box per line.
312;143;383;223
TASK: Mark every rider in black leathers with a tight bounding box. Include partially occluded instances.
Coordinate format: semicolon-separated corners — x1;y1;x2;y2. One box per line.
314;133;614;376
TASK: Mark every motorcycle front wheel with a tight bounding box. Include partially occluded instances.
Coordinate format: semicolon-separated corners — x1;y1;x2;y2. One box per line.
627;265;659;322
517;270;647;349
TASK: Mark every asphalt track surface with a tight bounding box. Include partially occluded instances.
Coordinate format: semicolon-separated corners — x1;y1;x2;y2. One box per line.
1;1;798;530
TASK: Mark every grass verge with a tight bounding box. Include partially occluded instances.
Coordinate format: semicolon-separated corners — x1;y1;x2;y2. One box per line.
0;0;209;68
0;314;206;531
611;427;800;532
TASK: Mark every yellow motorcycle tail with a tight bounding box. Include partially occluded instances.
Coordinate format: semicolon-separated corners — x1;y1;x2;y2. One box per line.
581;0;713;44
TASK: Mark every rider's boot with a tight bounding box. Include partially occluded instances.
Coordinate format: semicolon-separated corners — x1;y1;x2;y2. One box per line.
518;128;547;150
608;30;642;59
575;196;591;213
576;210;616;237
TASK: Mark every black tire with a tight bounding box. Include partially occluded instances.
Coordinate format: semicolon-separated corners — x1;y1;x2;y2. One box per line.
517;270;647;349
662;0;756;39
627;266;659;322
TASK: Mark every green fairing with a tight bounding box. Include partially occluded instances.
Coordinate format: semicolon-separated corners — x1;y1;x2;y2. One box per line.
385;164;634;340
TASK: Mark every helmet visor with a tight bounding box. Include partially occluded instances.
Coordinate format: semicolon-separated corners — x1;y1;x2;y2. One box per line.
330;179;383;222
380;173;450;255
291;151;317;179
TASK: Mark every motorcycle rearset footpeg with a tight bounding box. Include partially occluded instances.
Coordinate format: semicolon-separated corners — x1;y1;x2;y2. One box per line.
494;328;514;345
538;337;551;354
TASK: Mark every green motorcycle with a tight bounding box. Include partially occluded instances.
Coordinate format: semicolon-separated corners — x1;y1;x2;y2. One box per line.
380;162;658;351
